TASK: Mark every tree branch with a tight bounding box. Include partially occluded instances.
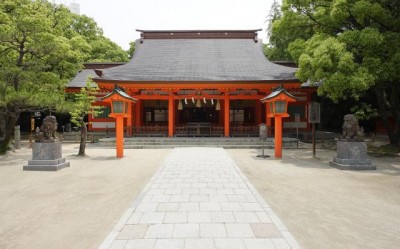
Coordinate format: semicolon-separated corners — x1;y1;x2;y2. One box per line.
0;47;13;55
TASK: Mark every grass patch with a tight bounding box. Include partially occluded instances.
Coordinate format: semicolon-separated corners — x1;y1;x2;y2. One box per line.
368;144;400;157
0;144;11;155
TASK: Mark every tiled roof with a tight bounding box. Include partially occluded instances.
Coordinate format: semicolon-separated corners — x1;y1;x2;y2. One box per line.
101;85;137;102
67;63;124;88
260;86;297;102
95;39;298;82
67;69;97;88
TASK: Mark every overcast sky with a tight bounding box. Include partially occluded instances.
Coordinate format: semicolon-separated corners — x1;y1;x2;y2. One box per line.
54;0;274;50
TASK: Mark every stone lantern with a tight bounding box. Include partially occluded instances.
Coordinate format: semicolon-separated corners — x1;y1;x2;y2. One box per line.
102;85;136;158
261;86;296;158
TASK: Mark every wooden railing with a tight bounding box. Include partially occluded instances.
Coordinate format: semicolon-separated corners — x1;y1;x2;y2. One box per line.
230;124;258;137
131;124;258;137
133;125;168;137
175;123;224;137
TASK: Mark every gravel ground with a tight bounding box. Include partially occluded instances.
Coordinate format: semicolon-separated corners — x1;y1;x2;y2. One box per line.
1;142;399;249
228;147;400;249
0;143;171;249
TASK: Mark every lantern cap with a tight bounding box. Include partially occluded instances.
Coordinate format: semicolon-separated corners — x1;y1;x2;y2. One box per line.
260;85;297;103
101;85;137;103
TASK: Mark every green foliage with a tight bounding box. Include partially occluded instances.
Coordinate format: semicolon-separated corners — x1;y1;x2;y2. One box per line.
69;80;101;127
0;0;129;152
264;0;315;60
127;41;136;59
0;0;128;110
68;14;129;62
88;37;129;62
350;103;378;120
269;0;400;145
0;0;85;112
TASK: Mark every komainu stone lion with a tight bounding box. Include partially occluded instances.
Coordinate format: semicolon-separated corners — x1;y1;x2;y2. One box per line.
342;114;363;139
36;116;58;142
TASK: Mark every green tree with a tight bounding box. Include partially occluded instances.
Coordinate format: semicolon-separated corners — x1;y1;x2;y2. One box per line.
0;0;89;153
264;0;315;60
68;80;101;156
88;37;128;62
68;14;129;62
271;0;400;146
127;40;136;59
0;0;129;154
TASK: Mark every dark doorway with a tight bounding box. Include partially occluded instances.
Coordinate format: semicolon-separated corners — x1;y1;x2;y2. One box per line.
179;107;219;123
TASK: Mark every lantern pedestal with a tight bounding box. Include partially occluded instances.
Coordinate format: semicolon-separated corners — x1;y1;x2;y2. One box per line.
274;116;283;158
116;116;124;158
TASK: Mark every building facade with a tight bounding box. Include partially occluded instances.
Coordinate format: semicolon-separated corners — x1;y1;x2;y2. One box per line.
69;30;317;137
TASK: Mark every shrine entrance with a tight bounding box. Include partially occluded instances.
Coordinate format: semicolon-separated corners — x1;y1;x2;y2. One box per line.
179;107;219;123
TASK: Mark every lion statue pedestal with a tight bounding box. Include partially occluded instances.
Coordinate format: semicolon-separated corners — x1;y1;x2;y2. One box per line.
23;116;70;171
329;114;375;170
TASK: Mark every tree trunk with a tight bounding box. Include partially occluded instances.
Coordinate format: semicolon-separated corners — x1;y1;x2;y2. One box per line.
77;122;87;156
375;86;400;146
0;104;20;154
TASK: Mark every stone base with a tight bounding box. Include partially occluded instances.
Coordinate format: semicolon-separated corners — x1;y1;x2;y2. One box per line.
329;161;376;170
23;158;70;171
23;142;70;171
330;140;376;170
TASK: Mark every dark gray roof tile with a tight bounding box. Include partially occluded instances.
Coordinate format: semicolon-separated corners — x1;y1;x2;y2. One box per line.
68;69;97;88
95;39;298;82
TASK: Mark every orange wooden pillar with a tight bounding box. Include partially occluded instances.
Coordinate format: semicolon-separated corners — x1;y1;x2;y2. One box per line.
255;100;262;125
274;116;283;158
126;102;133;136
224;93;230;137
135;100;141;127
266;103;272;136
168;93;175;137
219;99;224;126
88;112;93;131
116;116;124;158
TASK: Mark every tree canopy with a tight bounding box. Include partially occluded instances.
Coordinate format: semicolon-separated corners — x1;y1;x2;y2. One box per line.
267;0;400;146
68;80;101;156
0;0;129;153
68;14;129;62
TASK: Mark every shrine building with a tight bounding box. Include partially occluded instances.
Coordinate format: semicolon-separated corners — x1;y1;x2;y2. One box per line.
68;29;316;137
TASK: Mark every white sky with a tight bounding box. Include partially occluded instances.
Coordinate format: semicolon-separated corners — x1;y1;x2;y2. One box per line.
54;0;274;50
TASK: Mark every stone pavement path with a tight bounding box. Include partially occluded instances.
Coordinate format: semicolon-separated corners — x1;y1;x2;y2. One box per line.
99;148;301;249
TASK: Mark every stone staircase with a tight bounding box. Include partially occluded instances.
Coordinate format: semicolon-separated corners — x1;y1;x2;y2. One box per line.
97;137;298;149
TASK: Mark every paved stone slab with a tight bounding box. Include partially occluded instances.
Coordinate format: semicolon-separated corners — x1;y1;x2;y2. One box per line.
116;225;149;240
98;148;301;249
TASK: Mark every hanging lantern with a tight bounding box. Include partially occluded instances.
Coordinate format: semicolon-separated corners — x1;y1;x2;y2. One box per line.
184;98;188;105
196;99;202;108
203;97;206;104
192;97;195;103
178;99;183;110
211;99;214;105
215;100;221;111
